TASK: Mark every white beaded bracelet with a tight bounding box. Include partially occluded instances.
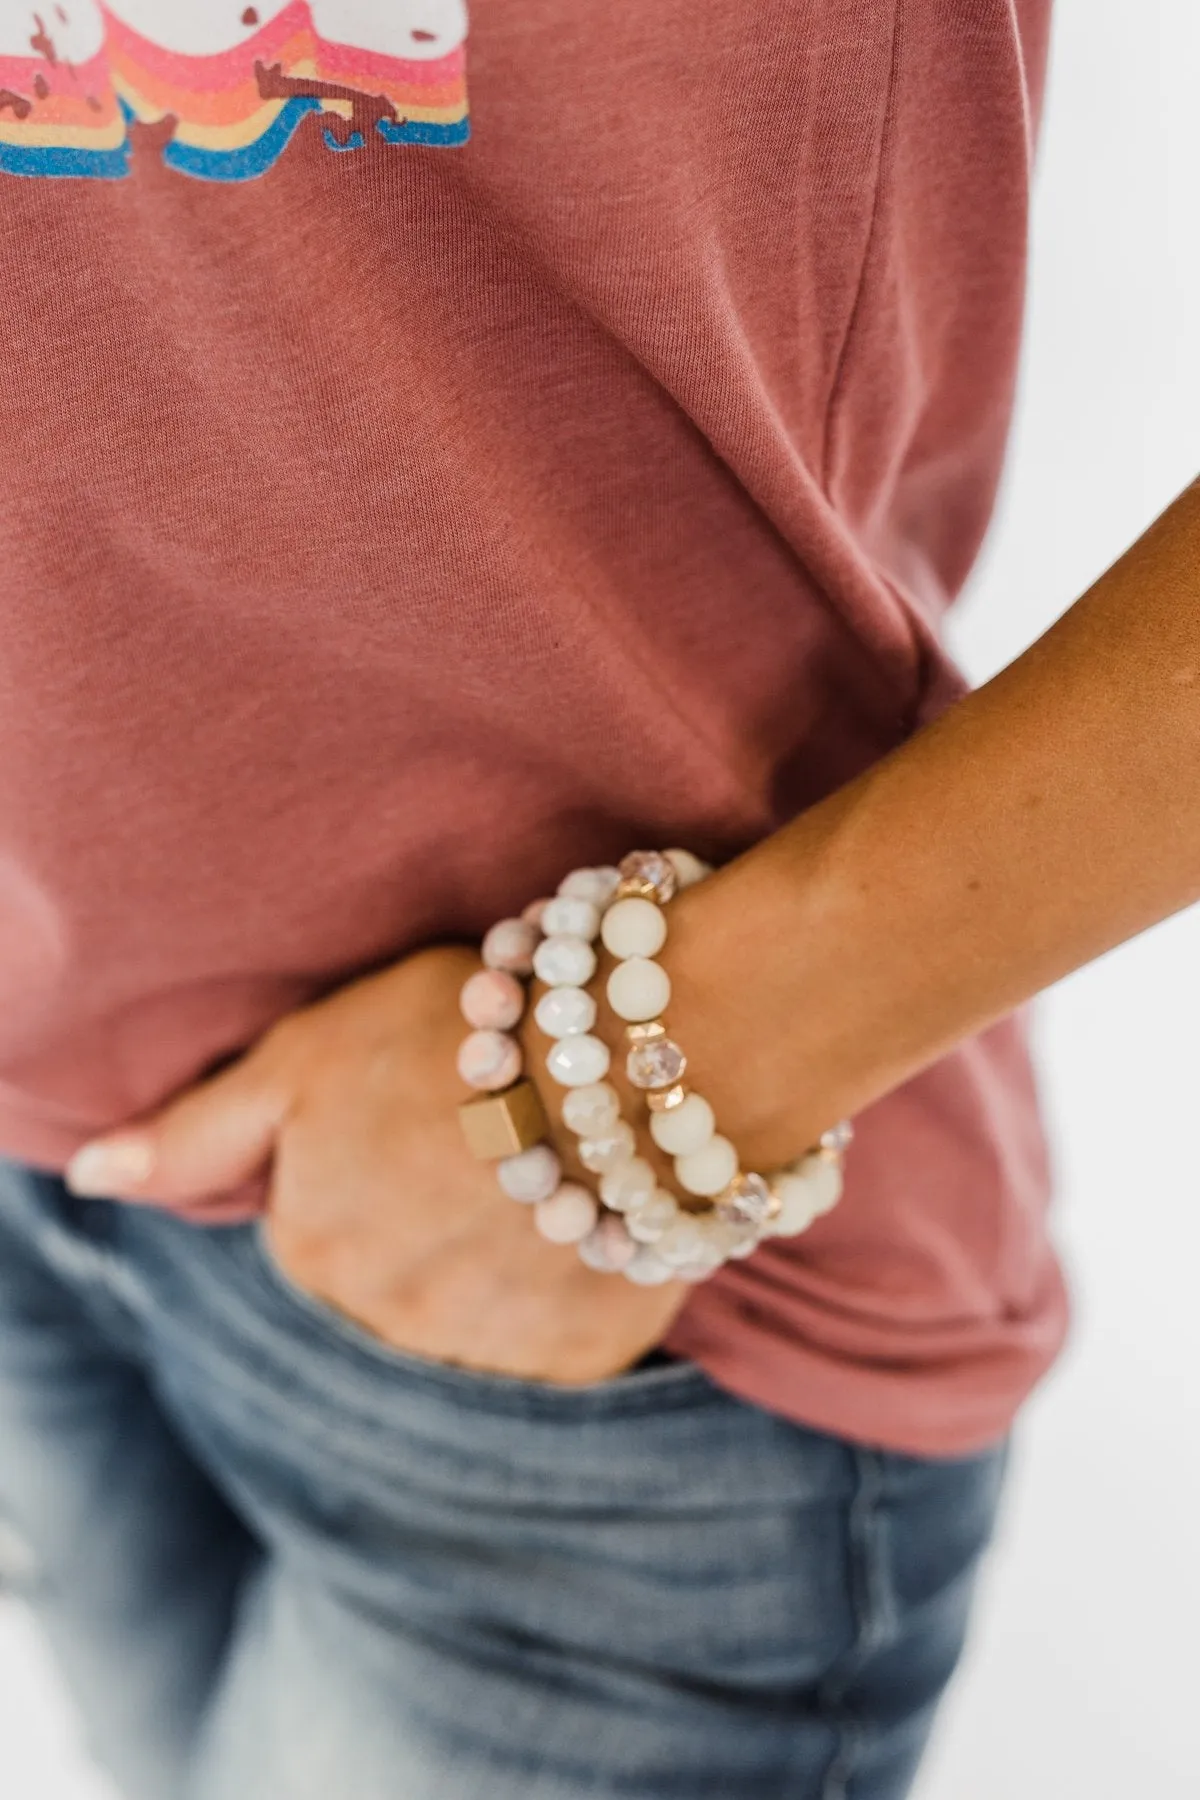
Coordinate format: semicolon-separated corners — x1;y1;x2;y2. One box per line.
458;850;853;1284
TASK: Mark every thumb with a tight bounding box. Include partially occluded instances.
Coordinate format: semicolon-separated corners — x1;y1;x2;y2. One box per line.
64;1047;292;1206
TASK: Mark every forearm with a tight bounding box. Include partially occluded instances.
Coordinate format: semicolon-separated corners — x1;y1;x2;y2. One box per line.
667;478;1200;1168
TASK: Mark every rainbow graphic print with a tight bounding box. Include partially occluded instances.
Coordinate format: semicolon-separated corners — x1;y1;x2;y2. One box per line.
0;2;469;181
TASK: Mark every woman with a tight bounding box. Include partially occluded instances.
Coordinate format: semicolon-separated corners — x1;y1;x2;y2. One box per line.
0;3;1195;1796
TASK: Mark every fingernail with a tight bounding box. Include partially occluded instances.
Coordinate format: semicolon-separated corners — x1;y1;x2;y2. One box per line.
65;1135;156;1197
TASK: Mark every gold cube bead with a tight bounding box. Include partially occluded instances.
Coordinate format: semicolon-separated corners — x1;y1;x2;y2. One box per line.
458;1080;549;1161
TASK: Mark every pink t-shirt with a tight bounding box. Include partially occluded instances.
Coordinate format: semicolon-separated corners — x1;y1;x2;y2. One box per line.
0;0;1067;1455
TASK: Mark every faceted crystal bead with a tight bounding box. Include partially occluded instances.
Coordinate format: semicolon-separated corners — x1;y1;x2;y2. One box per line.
545;1033;610;1089
654;1219;712;1268
558;866;621;907
617;850;678;904
820;1120;855;1155
626;1190;679;1244
598;1157;656;1211
577;1123;637;1174
533;933;597;989
715;1172;778;1228
534;984;596;1039
626;1036;687;1091
540;895;601;942
623;1249;676;1286
561;1081;621;1137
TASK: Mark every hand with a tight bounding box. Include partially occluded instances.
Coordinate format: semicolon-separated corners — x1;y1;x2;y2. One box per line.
63;947;685;1383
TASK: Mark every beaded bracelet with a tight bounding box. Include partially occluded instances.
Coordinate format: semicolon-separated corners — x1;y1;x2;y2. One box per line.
457;851;851;1283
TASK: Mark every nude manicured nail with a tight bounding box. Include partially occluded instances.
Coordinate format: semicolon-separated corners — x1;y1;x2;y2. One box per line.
65;1135;155;1196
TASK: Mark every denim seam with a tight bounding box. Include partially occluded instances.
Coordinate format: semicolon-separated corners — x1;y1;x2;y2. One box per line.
815;1448;899;1800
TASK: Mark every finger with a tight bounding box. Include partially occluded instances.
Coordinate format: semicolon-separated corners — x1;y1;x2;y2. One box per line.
64;1048;291;1205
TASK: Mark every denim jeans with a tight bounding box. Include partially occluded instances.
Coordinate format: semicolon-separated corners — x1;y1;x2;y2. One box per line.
0;1160;1008;1800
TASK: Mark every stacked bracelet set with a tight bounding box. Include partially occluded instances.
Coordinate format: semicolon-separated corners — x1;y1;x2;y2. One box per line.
456;850;851;1287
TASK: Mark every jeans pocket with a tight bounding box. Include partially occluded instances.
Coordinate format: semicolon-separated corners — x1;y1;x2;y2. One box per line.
243;1218;715;1422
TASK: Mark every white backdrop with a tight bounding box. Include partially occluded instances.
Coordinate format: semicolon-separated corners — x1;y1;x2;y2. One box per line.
2;1;1198;1794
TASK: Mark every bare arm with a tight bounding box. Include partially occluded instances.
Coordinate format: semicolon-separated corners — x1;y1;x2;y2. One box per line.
665;478;1200;1168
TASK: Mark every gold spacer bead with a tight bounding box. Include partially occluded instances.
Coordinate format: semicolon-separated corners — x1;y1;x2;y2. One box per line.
646;1083;688;1113
615;875;659;901
624;1019;667;1045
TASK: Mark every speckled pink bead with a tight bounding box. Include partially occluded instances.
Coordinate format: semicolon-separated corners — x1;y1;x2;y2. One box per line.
481;917;539;976
577;1212;639;1272
456;1029;522;1092
496;1143;562;1204
534;1183;599;1245
459;968;525;1032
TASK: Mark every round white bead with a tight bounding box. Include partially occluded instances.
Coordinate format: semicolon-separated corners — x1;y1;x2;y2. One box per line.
561;1081;621;1137
664;848;712;888
558;866;621;906
545;1034;611;1089
496;1144;562;1205
648;1092;715;1157
623;1249;676;1286
600;897;668;960
796;1152;844;1215
534;985;597;1039
605;956;671;1023
540;896;601;942
626;1189;679;1243
577;1122;636;1174
767;1173;821;1237
674;1135;738;1198
532;934;597;989
768;1157;843;1234
534;1184;599;1245
599;1157;657;1211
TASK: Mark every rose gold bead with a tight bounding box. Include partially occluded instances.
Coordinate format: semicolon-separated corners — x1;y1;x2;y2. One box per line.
646;1084;688;1113
624;1019;666;1045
